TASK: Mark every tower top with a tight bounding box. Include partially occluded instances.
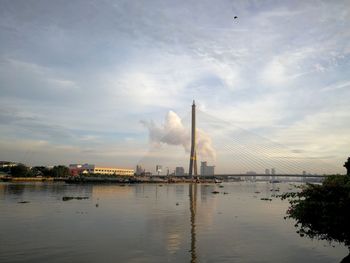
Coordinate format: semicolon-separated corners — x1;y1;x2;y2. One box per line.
192;100;196;106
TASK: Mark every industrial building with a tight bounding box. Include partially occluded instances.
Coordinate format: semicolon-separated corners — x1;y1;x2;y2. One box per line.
69;164;134;176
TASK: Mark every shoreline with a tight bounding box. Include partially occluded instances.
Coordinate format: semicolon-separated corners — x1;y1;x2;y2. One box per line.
0;176;224;184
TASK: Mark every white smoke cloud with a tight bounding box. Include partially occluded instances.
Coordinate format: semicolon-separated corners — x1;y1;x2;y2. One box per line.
196;129;216;160
141;111;216;159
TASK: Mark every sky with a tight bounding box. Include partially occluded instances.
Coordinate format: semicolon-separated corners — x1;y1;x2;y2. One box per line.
0;0;349;174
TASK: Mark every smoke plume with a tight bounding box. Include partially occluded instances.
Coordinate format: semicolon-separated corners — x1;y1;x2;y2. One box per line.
141;111;216;159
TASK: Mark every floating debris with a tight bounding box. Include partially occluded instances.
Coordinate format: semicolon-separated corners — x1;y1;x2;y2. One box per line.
176;202;179;206
223;192;229;194
18;201;30;204
62;196;89;201
212;191;220;194
96;203;99;207
219;185;224;188
254;191;261;194
260;198;272;201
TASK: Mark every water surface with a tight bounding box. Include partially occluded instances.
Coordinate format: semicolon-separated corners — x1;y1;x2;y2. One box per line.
0;182;348;262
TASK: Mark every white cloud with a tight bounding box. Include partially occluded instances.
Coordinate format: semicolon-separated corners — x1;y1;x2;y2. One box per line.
262;57;287;85
321;80;350;92
142;111;216;160
47;78;79;90
269;108;350;173
260;47;320;86
0;0;349;172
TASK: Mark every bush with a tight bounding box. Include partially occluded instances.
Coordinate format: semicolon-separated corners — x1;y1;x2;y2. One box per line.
10;164;30;177
282;175;350;247
51;165;70;177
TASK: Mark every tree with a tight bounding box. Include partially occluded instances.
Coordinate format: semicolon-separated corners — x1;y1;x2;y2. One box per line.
31;166;53;177
10;164;30;177
281;175;350;262
51;165;70;177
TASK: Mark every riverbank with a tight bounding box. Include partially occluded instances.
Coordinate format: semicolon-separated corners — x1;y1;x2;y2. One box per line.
65;176;221;184
0;175;222;184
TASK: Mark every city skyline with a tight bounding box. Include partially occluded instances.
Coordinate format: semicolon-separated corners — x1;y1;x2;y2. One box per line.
0;1;349;174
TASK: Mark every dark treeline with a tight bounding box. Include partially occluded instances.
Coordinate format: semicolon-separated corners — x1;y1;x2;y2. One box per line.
1;164;70;177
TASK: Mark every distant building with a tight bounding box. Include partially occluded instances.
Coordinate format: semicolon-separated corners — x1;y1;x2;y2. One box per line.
265;169;270;175
69;163;134;176
0;161;17;168
156;165;162;175
175;167;185;176
135;165;145;176
302;171;307;176
68;164;84;176
200;161;215;176
92;166;134;176
271;168;276;180
69;164;81;168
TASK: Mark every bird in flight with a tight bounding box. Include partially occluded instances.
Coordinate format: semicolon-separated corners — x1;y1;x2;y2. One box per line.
234;16;238;19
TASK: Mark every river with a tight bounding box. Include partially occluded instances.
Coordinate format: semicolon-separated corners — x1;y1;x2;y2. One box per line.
0;182;348;262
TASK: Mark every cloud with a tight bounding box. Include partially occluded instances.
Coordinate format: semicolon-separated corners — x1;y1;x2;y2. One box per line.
196;129;216;160
321;80;350;92
141;111;216;159
261;57;287;85
0;58;81;102
260;46;322;86
0;0;349;172
141;111;189;150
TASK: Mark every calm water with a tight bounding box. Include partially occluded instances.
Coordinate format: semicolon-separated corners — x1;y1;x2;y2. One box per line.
0;182;348;263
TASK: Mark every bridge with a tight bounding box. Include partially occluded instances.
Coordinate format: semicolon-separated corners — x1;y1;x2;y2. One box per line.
138;101;345;176
214;174;327;178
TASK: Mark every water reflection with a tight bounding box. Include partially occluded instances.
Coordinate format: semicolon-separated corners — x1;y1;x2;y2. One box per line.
0;182;348;263
189;183;197;263
4;183;26;196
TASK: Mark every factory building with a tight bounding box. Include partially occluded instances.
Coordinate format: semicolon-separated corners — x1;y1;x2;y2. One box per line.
69;163;134;176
